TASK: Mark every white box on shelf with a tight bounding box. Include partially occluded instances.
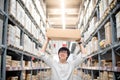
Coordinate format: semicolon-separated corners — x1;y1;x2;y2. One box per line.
99;0;104;18
0;19;3;45
7;25;16;46
16;2;23;24
25;14;31;33
116;12;120;28
9;0;17;18
31;23;35;37
0;0;4;10
15;26;20;38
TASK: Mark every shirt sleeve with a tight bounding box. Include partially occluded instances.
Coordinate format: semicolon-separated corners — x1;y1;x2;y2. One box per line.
39;51;53;67
72;53;85;68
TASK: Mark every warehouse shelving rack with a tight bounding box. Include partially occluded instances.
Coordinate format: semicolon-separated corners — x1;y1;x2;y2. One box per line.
78;0;120;80
0;0;51;80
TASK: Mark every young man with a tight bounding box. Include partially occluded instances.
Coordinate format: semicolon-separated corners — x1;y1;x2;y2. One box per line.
39;37;86;80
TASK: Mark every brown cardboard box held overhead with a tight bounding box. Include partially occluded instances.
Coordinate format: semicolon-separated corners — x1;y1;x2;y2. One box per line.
46;28;81;41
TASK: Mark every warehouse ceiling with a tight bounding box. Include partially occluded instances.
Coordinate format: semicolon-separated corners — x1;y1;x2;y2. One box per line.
45;0;81;29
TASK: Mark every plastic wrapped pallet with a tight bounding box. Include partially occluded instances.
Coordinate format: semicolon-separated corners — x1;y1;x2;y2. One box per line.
115;11;120;39
104;22;112;45
8;0;17;18
0;19;3;45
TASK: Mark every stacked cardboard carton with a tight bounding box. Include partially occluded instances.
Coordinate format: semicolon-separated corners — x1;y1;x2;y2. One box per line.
104;22;112;46
100;71;113;80
100;60;112;67
25;61;31;68
6;55;12;67
7;25;23;49
26;74;31;80
7;76;18;80
22;71;26;80
15;26;23;49
86;37;98;55
11;60;20;67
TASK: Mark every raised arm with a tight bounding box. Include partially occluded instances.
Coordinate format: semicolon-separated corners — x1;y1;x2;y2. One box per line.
72;38;86;68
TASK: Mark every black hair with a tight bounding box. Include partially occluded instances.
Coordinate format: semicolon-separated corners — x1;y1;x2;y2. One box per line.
58;47;70;59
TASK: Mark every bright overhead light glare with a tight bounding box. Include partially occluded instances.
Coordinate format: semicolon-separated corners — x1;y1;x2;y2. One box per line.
61;0;66;29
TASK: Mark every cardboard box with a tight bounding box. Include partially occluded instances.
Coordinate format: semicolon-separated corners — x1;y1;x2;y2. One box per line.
104;22;112;45
6;55;12;67
46;28;81;41
7;76;18;80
